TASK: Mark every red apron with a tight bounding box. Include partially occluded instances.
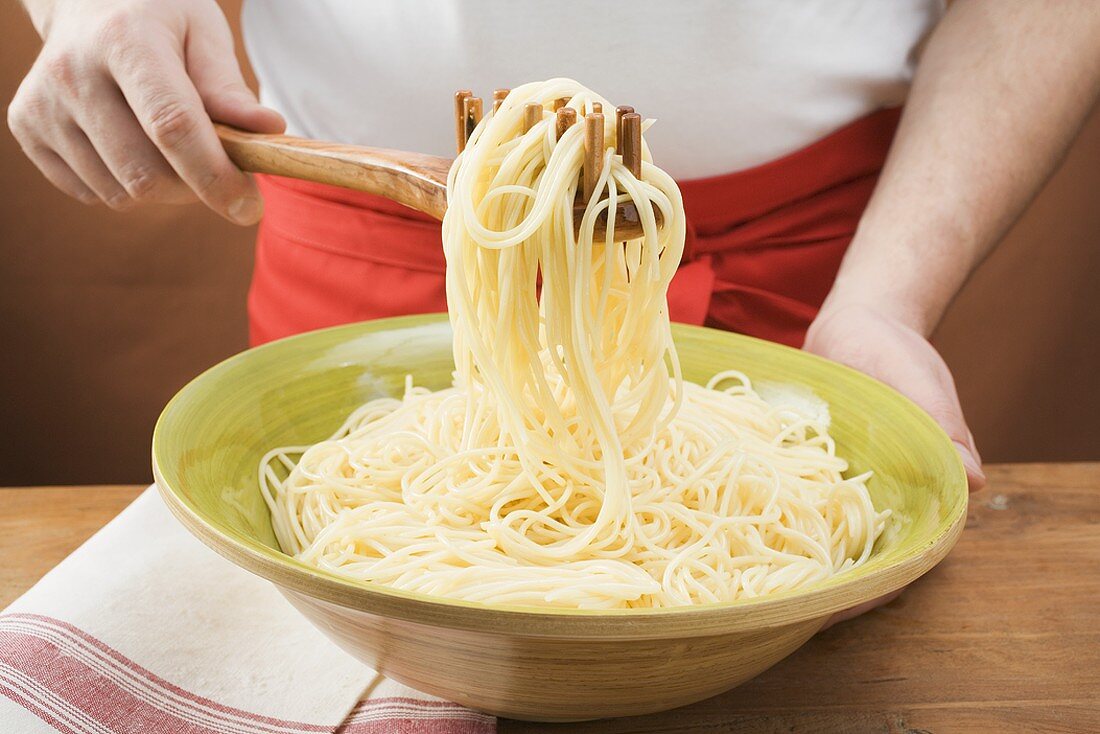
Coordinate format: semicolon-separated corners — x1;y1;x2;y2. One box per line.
249;108;901;348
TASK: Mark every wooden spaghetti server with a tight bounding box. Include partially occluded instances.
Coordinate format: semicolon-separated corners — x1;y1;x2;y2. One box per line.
214;89;660;239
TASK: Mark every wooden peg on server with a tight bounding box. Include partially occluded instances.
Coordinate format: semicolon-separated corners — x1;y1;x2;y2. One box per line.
454;90;473;153
615;105;634;154
492;88;510;113
591;102;602;115
555;106;577;141
583;111;605;201
553;97;569;112
523;102;543;133
620;112;642;179
462;95;484;151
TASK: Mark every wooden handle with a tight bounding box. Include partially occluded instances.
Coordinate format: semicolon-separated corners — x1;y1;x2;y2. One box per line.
215;123;659;238
215;124;452;220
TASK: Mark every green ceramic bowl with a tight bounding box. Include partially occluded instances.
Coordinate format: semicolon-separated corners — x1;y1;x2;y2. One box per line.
153;314;967;721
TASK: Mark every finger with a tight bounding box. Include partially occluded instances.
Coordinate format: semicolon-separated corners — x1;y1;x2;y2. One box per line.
907;393;986;491
911;377;986;492
185;12;285;133
107;36;263;224
968;428;983;465
860;325;986;492
52;122;133;210
8;91;98;205
23;144;100;205
954;442;987;491
68;77;194;205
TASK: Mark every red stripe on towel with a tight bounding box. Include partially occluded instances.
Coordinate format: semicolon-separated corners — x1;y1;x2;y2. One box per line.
0;613;494;734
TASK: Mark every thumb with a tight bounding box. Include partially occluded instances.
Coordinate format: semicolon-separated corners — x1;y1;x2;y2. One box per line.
952;441;986;492
184;9;285;133
918;394;986;492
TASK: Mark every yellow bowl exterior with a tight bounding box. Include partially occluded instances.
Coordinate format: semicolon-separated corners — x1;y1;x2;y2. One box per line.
153;314;967;720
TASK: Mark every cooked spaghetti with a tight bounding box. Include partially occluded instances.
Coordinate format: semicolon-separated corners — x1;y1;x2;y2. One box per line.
260;79;887;609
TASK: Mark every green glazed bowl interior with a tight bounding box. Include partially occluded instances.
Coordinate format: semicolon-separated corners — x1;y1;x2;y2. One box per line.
153;314;967;632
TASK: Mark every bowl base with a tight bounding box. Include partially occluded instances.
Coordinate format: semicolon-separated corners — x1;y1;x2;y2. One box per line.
283;590;825;722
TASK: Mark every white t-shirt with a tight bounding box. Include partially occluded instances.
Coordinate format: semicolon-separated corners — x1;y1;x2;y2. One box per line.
242;0;943;180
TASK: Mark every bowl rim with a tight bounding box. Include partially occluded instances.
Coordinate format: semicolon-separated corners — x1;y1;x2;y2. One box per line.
153;315;968;639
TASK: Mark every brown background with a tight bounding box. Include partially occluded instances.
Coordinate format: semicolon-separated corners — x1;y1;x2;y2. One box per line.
1;3;1097;486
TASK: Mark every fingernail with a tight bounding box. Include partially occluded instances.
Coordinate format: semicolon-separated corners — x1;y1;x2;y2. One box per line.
229;196;262;224
953;440;986;485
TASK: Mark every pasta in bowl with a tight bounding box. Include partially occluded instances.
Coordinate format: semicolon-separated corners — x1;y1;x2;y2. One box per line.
249;80;887;610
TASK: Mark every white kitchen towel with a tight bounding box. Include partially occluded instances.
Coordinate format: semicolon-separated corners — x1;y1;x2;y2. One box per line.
0;487;495;734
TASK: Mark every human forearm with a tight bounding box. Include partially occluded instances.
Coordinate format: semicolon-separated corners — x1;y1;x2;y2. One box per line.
807;1;1100;492
822;0;1100;336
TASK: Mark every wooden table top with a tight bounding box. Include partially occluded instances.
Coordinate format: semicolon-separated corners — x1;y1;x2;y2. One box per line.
2;463;1097;733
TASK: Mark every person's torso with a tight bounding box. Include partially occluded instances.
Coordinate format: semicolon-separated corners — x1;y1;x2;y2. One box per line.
242;0;942;180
